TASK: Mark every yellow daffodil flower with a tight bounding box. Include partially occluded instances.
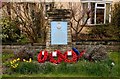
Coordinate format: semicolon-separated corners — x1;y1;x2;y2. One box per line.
29;58;32;62
17;58;20;61
10;61;13;64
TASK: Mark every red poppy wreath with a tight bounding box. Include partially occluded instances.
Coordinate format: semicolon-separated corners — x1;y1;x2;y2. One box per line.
37;50;48;63
49;50;64;64
64;50;77;63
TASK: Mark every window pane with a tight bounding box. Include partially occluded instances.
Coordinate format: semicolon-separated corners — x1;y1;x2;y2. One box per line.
91;3;95;24
97;4;104;7
96;9;104;24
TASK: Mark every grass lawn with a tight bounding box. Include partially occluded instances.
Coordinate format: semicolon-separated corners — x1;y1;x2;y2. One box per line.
2;51;120;78
2;73;95;77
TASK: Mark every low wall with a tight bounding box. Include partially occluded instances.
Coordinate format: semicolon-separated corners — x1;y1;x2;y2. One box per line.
2;41;120;52
2;45;45;52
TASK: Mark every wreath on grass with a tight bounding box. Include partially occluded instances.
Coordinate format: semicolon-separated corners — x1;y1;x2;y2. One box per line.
64;50;77;63
49;50;64;64
37;50;48;63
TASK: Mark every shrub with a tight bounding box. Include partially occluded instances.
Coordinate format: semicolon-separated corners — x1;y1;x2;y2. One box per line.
16;62;56;74
2;67;13;75
112;1;120;27
55;61;111;76
39;62;56;74
111;2;120;39
2;49;14;63
56;63;68;74
90;24;120;40
33;50;40;61
66;64;78;74
84;45;108;61
86;62;109;76
14;48;34;61
14;62;40;74
56;63;78;74
1;17;21;43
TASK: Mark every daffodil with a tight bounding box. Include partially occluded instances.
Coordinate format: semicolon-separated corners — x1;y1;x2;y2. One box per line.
17;58;20;61
29;58;32;62
13;66;16;68
10;61;13;64
15;65;18;67
13;59;17;63
10;58;20;69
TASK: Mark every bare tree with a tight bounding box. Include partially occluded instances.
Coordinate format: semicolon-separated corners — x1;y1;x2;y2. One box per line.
1;2;47;44
1;2;91;43
69;2;91;41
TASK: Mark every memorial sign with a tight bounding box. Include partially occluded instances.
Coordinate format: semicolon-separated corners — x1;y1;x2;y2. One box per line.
46;9;71;52
51;21;67;45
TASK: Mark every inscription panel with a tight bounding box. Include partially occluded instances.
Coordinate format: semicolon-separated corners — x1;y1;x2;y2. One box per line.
51;21;67;45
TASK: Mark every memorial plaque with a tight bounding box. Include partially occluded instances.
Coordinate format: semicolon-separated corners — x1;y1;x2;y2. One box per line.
51;21;67;45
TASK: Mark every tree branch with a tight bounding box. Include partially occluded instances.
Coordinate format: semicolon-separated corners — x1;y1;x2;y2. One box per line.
77;10;90;34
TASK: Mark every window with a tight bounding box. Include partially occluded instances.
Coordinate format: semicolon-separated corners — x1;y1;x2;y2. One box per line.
96;9;104;24
87;3;106;24
95;3;106;24
82;2;109;25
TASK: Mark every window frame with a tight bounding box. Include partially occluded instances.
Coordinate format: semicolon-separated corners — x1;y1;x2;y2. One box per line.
94;3;106;24
81;1;110;25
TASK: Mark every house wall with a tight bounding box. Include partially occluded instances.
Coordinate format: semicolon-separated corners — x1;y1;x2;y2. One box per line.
52;1;112;34
112;0;120;2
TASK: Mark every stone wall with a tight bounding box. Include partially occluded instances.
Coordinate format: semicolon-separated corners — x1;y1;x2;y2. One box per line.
2;41;120;53
46;9;72;53
2;45;45;52
46;19;72;52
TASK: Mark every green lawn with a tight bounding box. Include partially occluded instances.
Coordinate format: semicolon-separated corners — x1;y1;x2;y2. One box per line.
2;73;95;77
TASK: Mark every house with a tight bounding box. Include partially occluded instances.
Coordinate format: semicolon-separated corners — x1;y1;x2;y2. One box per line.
44;0;113;35
45;0;113;25
1;0;113;25
81;0;112;25
1;0;119;44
